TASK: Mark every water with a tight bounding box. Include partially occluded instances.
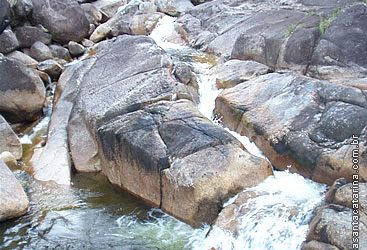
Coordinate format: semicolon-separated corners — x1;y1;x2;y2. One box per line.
150;16;327;250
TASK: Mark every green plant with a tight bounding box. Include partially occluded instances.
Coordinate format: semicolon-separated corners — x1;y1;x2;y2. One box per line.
319;8;341;35
286;24;297;38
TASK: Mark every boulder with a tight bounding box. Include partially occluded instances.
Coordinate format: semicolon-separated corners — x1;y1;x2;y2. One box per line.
0;160;29;222
306;204;367;250
0;0;11;34
91;0;128;18
13;0;33;21
31;0;90;43
68;41;85;57
0;54;46;123
214;60;270;89
67;35;271;226
15;25;52;48
49;44;72;62
0;28;19;54
215;72;367;185
0;115;22;159
173;62;198;89
28;41;53;61
7;50;38;68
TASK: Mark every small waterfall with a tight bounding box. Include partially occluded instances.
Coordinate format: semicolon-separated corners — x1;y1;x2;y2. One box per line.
150;16;327;250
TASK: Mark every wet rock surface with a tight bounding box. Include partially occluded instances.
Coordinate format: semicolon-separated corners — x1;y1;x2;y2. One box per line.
0;115;22;160
0;160;29;222
215;72;367;185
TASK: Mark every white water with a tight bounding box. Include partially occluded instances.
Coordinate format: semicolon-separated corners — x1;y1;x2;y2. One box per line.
148;16;327;249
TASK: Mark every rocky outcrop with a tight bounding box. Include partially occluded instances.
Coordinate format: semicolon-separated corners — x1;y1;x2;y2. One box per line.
65;35;272;226
177;0;367;80
0;54;46;123
0;115;22;160
0;160;29;222
31;0;90;43
215;72;367;185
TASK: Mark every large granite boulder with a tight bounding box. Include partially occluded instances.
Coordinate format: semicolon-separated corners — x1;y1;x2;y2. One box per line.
0;54;46;123
67;35;272;226
0;115;22;160
0;160;29;222
31;0;90;43
215;72;367;185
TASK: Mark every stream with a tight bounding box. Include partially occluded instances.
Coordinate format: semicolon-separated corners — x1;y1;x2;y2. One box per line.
0;16;326;250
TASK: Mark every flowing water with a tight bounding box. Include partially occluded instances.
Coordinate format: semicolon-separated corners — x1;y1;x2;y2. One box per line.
1;15;327;250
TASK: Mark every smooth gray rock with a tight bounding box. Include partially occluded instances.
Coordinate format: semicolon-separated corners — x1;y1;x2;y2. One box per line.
0;0;11;33
28;41;53;61
0;54;46;122
81;3;102;25
155;0;193;16
68;41;85;57
37;59;63;80
0;115;22;159
49;44;72;61
7;50;38;68
0;160;29;222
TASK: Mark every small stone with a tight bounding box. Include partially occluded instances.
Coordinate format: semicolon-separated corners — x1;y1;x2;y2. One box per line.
37;59;63;80
81;38;94;47
0;151;18;169
49;44;71;61
68;41;85;57
28;41;53;61
89;23;111;43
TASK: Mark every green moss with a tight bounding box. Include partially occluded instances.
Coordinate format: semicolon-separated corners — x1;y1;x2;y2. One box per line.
319;8;341;35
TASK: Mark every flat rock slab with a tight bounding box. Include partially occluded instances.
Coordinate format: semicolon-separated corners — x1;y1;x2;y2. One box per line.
215;72;367;185
0;160;29;222
67;35;272;226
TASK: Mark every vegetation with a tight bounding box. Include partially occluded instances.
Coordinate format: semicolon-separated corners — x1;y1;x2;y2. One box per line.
319;8;341;35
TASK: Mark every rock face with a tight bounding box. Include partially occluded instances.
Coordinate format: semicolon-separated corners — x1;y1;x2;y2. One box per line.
66;35;272;226
0;160;29;222
0;115;22;160
178;0;367;79
0;54;46;123
215;72;367;185
31;0;90;43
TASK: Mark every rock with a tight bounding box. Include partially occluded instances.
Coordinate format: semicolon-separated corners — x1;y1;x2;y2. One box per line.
31;0;90;43
0;115;22;159
28;41;53;61
307;204;367;250
13;0;33;21
90;1;162;42
0;0;11;33
0;54;46;123
91;0;128;18
139;2;157;13
155;0;194;16
49;44;72;62
173;62;198;88
214;60;271;89
67;35;271;226
0;151;18;169
37;59;63;80
309;3;367;80
15;25;52;48
215;72;367;185
7;50;38;68
81;38;94;47
68;41;85;57
31;60;94;185
0;160;29;222
326;179;367;213
81;3;102;25
302;240;340;250
0;28;19;54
